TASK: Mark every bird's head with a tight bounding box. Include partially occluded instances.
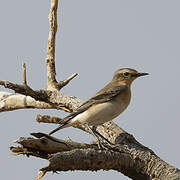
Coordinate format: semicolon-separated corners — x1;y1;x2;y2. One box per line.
112;68;149;85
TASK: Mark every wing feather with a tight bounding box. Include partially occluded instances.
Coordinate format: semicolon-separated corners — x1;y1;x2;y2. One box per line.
49;84;127;135
63;84;127;122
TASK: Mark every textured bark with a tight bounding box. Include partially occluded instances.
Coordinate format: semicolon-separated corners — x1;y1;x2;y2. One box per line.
45;0;77;91
46;0;58;91
0;81;82;112
41;149;180;180
10;124;180;180
0;92;58;112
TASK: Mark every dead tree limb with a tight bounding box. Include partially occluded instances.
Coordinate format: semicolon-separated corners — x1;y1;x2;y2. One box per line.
0;92;59;112
0;80;81;112
22;63;27;86
46;0;58;91
45;0;77;91
10;128;180;180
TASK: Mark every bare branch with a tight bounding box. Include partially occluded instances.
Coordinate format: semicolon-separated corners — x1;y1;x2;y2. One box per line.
0;81;82;112
35;114;155;154
57;73;78;90
22;63;27;85
35;171;46;180
36;114;63;124
35;114;95;136
38;146;180;180
10;130;180;180
45;0;76;91
10;133;97;155
10;146;49;160
46;0;59;91
0;92;61;112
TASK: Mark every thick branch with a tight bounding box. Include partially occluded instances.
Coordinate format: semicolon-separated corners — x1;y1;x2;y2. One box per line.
42;148;180;180
0;81;82;112
11;133;180;180
0;92;60;112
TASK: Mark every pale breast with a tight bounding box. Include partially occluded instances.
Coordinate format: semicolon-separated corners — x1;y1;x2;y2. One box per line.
71;89;131;126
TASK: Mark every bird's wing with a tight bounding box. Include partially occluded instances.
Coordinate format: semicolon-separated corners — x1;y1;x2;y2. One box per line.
63;84;128;122
49;84;127;135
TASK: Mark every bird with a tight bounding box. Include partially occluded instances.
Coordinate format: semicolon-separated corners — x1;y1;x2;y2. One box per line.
49;68;148;147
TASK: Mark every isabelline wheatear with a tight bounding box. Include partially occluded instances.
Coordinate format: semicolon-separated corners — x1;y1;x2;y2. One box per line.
49;68;148;146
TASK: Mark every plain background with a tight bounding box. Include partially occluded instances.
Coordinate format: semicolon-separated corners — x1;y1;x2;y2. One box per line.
0;0;180;179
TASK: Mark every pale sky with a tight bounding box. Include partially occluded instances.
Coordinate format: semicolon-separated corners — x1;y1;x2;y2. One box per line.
0;1;180;180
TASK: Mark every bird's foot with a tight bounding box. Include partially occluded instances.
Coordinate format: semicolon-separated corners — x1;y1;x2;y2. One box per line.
97;140;111;150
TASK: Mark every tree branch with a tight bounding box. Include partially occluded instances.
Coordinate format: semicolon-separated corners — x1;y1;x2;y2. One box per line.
0;92;60;112
57;73;78;90
36;114;63;124
44;148;180;180
0;80;82;112
45;0;77;91
10;133;180;180
46;0;58;91
22;63;27;86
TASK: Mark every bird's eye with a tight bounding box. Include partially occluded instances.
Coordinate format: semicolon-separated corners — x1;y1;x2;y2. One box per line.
123;72;130;77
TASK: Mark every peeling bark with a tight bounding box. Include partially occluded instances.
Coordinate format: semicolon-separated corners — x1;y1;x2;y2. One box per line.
0;92;57;112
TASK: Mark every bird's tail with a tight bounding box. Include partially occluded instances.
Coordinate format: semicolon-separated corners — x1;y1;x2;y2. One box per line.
49;110;79;135
49;118;72;135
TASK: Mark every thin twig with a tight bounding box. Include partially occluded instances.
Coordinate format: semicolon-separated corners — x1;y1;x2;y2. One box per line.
36;114;64;124
35;171;47;180
58;73;78;90
22;63;27;85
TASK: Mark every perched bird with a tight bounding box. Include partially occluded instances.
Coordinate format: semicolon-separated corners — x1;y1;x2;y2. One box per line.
49;68;148;145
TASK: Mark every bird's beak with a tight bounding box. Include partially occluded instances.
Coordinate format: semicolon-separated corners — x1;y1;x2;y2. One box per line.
133;72;149;77
138;72;149;77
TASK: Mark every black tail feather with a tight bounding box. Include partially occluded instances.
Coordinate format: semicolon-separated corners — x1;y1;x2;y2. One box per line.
49;121;69;135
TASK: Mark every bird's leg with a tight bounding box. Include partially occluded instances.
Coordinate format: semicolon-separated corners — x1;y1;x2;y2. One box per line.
84;123;104;149
91;126;114;146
